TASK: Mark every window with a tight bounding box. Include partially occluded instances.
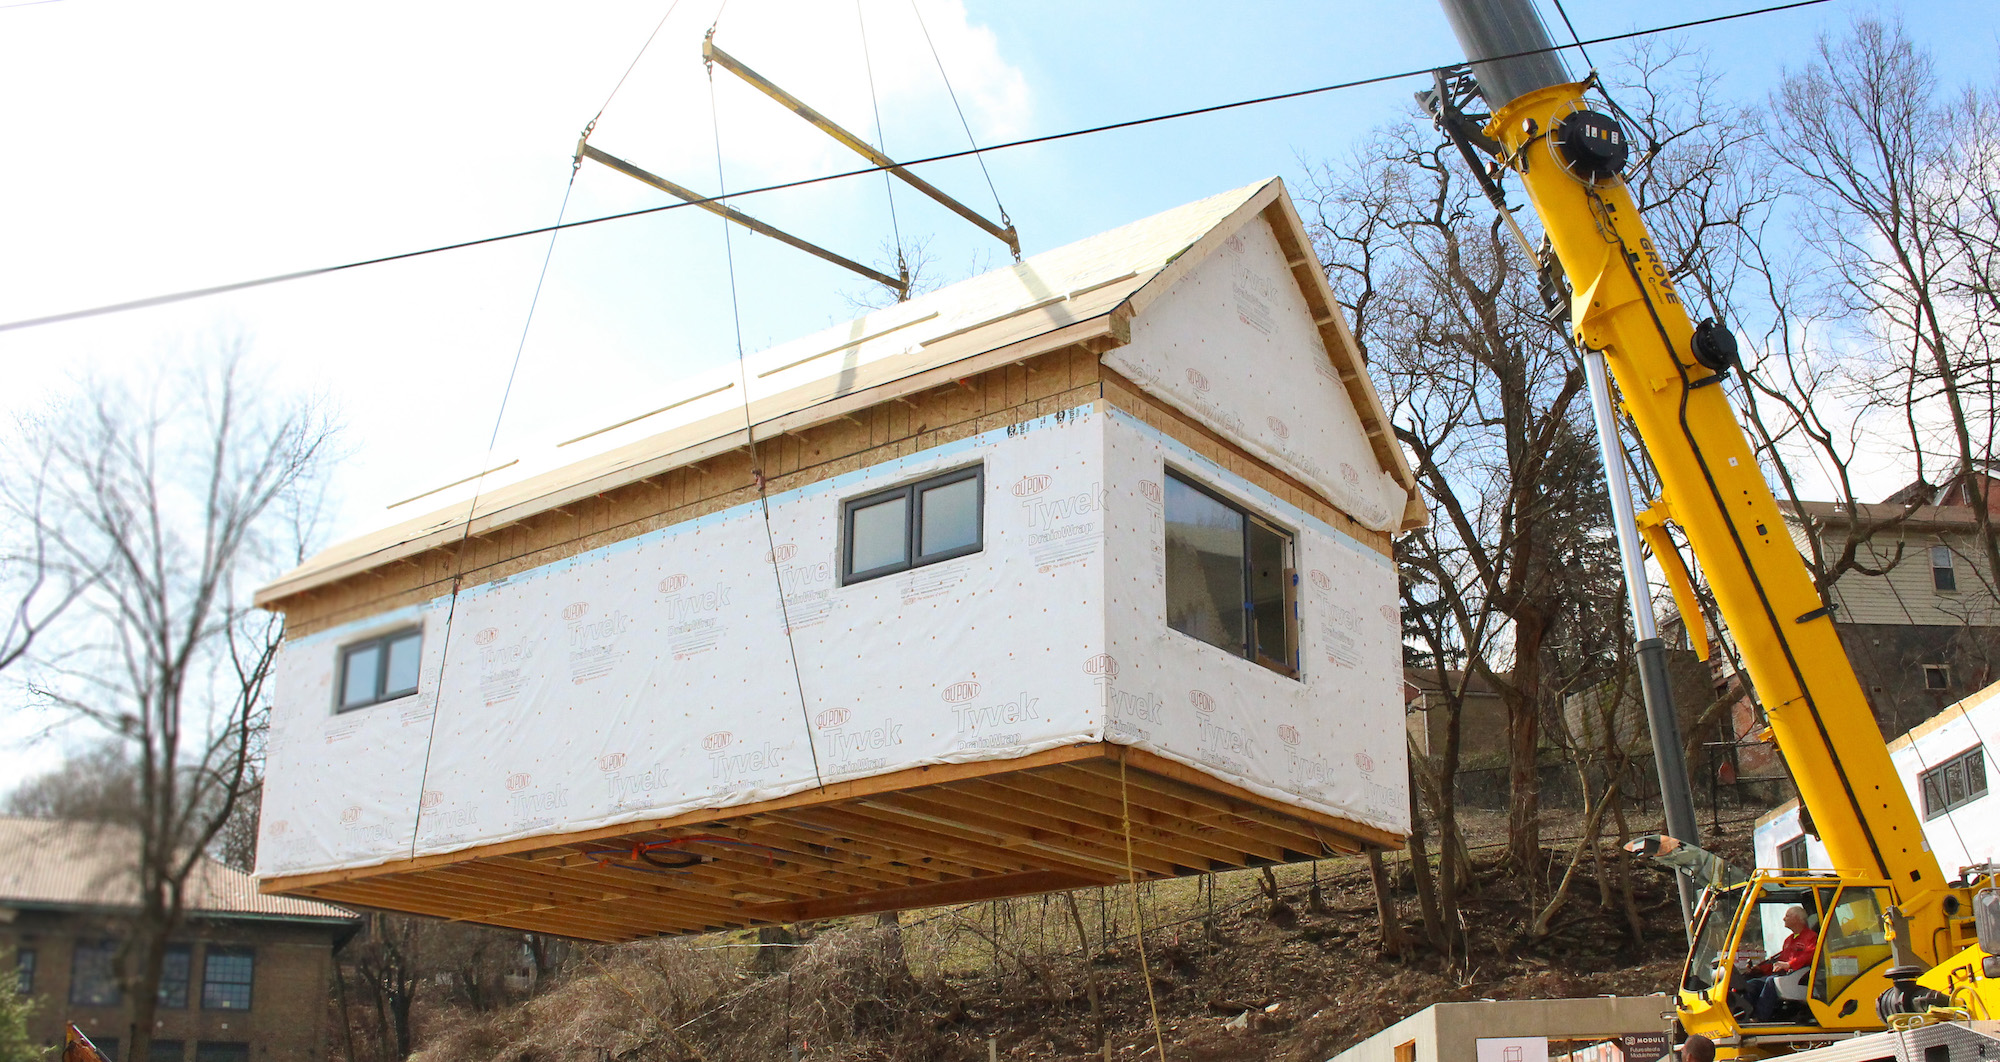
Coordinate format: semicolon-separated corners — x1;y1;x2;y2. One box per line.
1394;1041;1418;1062
337;628;422;711
200;947;253;1011
1932;545;1958;592
148;1041;185;1062
193;1044;247;1062
1920;746;1988;819
840;466;983;584
93;1038;119;1062
156;944;191;1009
1777;835;1808;870
1163;471;1297;676
69;942;121;1007
13;947;32;994
1925;664;1951;691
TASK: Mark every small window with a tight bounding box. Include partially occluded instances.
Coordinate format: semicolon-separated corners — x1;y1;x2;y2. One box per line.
1925;664;1951;691
337;629;422;711
69;942;121;1007
148;1041;185;1062
840;466;983;584
1777;835;1808;870
200;948;253;1011
193;1044;247;1062
157;944;191;1009
1920;746;1988;819
1163;471;1298;677
1932;545;1958;592
94;1039;120;1062
1394;1041;1418;1062
14;947;32;994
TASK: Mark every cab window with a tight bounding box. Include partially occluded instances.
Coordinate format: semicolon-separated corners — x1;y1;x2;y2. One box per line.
1813;887;1892;1004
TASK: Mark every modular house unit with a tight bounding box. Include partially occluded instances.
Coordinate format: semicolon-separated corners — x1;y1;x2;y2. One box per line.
253;178;1426;940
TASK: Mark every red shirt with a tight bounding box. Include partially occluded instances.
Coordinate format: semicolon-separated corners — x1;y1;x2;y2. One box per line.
1756;928;1818;975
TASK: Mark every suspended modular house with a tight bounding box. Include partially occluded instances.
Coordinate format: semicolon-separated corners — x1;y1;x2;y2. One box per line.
253;178;1427;941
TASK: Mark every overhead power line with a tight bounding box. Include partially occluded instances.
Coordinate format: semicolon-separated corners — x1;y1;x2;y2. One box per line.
0;0;1830;336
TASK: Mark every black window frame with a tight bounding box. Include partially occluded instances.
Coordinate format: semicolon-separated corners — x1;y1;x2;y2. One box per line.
1162;469;1300;679
839;465;984;585
1777;835;1809;870
1925;663;1951;691
156;943;191;1009
13;946;32;995
1920;745;1988;820
199;946;254;1012
1932;545;1958;592
69;941;121;1008
335;628;422;712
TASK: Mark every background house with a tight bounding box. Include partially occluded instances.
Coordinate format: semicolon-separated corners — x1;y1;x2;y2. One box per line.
0;817;356;1062
1783;473;2000;738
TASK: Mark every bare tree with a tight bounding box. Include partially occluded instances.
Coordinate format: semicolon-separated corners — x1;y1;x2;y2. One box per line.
1771;17;2000;591
8;347;332;1062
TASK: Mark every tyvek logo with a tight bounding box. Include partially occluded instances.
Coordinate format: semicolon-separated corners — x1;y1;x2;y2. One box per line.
474;627;499;647
1277;725;1301;746
1139;480;1163;505
1340;463;1361;489
505;773;532;792
815;708;851;729
420;790;444;810
340;806;362;825
1267;416;1290;440
766;543;798;564
596;753;626;772
1223;233;1246;255
1083;654;1119;679
269;820;290;836
659;573;690;593
1185;368;1211;393
1189;689;1215;714
1013;474;1050;498
942;681;981;704
1310;570;1332;592
563;601;590;622
1380;605;1399;625
703;731;733;752
1355;752;1376;773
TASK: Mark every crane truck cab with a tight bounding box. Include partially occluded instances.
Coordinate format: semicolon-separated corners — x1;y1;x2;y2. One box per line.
1680;872;1901;1052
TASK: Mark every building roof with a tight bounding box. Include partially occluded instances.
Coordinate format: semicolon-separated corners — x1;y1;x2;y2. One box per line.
0;817;355;923
255;177;1419;607
1781;499;1991;532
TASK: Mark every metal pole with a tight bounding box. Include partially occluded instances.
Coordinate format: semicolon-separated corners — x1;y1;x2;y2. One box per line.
1585;350;1702;935
1435;0;1574;103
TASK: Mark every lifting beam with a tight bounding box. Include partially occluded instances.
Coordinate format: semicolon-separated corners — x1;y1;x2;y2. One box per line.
579;143;909;295
703;38;1022;259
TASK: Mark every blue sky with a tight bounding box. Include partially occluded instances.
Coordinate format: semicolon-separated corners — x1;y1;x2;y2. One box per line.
0;0;1993;772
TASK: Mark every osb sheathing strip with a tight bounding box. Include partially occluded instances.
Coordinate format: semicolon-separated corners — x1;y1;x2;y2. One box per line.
279;348;1105;635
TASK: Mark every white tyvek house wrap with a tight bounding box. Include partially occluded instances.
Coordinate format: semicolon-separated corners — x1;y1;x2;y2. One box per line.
1103;216;1403;533
1100;410;1409;836
257;409;1110;878
255;409;1408;879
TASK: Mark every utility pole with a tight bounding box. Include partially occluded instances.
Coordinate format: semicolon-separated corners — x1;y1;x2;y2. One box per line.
1433;0;1704;931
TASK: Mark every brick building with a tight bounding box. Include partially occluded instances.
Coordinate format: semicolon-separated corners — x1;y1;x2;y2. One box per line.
0;817;357;1062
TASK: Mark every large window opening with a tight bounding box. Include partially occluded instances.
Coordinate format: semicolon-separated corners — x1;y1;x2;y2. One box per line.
1163;471;1297;677
1920;745;1987;819
841;465;983;584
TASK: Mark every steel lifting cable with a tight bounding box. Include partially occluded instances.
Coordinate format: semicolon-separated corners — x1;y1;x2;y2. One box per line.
407;166;582;856
578;0;689;155
1120;757;1171;1062
856;0;909;290
907;0;1013;255
707;43;828;789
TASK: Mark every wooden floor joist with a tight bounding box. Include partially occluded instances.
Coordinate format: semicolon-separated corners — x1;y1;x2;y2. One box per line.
264;744;1396;942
